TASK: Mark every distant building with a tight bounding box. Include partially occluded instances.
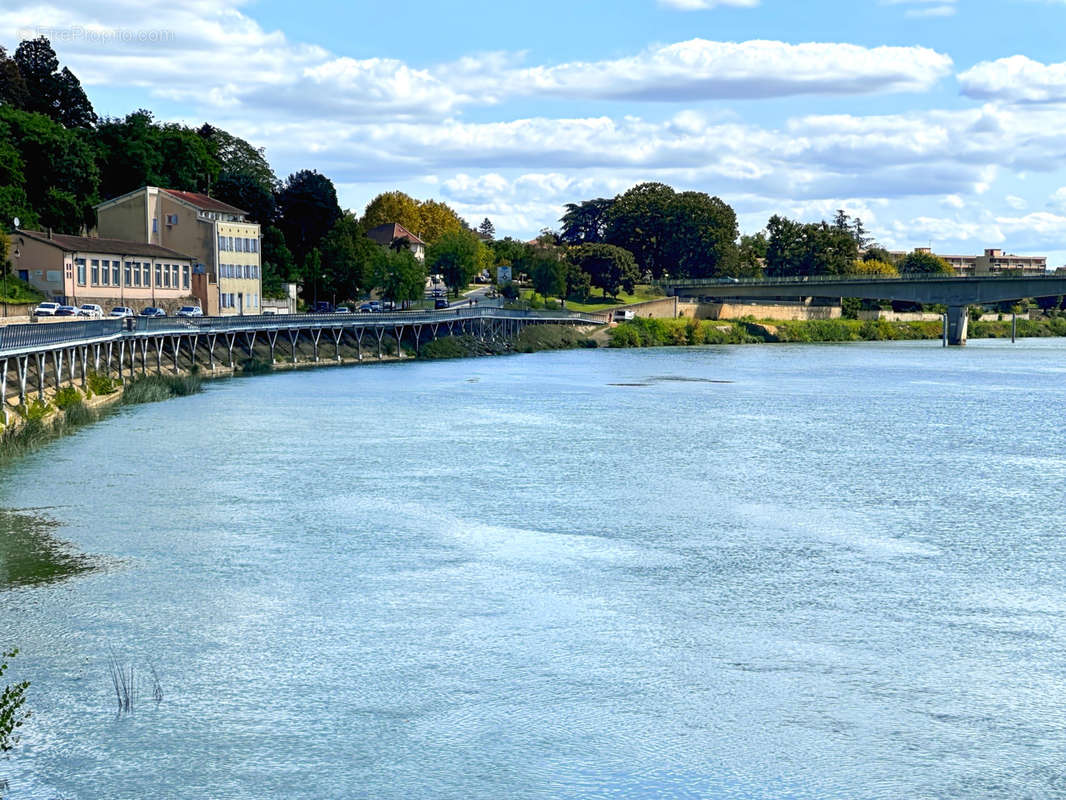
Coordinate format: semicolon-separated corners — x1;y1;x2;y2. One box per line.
95;186;262;316
889;247;1047;275
365;222;425;262
10;229;196;311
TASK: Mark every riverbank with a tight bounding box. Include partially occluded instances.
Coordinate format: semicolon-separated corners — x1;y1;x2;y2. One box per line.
608;315;1066;347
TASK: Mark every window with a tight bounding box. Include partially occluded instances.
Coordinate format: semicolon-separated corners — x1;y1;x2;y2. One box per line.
91;259;99;285
152;218;158;233
183;265;190;290
124;262;133;286
218;234;224;252
171;264;179;288
76;258;86;286
112;261;120;286
100;261;109;286
142;263;151;287
166;214;178;225
132;262;140;287
155;264;162;287
251;238;258;254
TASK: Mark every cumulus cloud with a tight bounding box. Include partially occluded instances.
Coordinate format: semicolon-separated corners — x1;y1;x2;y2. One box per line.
447;40;953;102
959;56;1066;104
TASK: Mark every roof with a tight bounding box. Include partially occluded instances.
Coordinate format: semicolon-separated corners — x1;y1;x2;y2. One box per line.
161;189;247;216
366;222;425;247
16;230;196;261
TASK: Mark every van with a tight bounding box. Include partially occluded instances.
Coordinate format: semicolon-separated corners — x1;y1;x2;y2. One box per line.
614;309;635;321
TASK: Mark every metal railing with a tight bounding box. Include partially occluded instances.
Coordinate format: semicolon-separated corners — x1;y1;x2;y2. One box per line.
0;308;606;358
660;271;1061;289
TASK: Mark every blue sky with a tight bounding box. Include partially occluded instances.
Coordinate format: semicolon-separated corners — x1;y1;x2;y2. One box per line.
4;0;1066;263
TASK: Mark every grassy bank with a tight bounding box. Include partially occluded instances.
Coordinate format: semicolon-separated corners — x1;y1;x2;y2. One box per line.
419;325;600;360
609;315;1066;347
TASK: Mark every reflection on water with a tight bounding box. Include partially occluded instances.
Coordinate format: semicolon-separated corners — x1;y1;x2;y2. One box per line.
0;508;96;589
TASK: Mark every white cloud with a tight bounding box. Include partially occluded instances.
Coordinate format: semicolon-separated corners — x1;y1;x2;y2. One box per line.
1049;187;1066;210
658;0;759;8
448;40;953;102
880;0;957;16
959;56;1066;104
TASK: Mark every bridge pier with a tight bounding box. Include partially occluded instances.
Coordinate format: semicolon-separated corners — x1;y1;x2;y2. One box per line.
1;358;7;425
947;305;969;346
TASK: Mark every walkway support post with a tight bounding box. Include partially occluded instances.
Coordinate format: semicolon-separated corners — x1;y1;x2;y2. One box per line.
946;305;969;346
942;313;948;348
1012;313;1017;344
1;357;7;425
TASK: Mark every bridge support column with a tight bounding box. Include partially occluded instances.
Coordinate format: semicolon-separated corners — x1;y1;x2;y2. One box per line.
79;346;88;389
947;305;969;346
17;356;29;406
1;358;7;425
35;353;45;402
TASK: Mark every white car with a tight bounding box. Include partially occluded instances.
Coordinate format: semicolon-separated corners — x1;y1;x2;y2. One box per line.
34;302;61;317
176;306;204;318
78;304;103;318
109;306;135;318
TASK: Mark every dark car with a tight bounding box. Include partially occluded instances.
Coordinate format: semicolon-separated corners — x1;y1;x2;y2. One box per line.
434;298;449;309
54;305;79;316
311;301;334;314
140;307;167;317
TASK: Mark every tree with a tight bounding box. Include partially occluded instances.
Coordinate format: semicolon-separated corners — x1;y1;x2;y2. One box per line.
156;123;218;192
213;171;277;226
530;253;567;300
738;233;768;277
320;214;376;302
417;199;463;245
606;183;676;277
427;229;483;297
0;106;98;232
491;237;531;268
863;246;893;264
848;258;898;276
373;247;426;309
663;190;740;279
900;250;952;274
764;215;858;277
361;191;422;235
572;243;639;298
0;46;29;109
198;125;276;190
261;226;295;297
1;648;30;756
94;110;164;200
560;198;614;244
13;37;95;128
477;218;495;240
565;262;592;302
277;170;341;265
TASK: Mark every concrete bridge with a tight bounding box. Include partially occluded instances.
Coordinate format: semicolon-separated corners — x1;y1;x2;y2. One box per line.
663;274;1066;345
0;307;607;424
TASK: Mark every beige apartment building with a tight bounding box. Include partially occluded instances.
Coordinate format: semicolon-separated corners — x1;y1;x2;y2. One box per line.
893;247;1047;276
95;187;262;315
10;229;196;311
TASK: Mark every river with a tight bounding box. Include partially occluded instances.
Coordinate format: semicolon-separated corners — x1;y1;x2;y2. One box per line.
2;340;1066;799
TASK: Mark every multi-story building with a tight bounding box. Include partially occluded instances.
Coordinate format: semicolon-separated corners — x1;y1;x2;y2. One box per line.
889;247;1047;276
95;187;262;315
10;229;196;311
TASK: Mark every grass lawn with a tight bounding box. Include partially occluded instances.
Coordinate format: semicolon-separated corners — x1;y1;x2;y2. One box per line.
519;285;665;312
0;274;44;305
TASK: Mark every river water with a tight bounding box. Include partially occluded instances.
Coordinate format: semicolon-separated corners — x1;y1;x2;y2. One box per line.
2;340;1066;799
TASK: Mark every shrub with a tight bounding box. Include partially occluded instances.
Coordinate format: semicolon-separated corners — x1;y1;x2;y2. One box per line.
87;370;118;396
16;400;50;421
53;386;82;410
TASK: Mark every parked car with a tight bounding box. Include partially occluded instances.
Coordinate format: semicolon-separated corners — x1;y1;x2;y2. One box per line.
55;305;79;316
33;302;61;317
176;306;203;317
140;307;167;317
335;306;350;314
434;298;449;309
77;304;103;318
370;301;383;312
262;308;279;315
311;301;334;314
109;306;135;318
358;302;374;313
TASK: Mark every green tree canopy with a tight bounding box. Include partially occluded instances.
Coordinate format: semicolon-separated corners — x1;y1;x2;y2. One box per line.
321;214;377;302
373;247;427;308
764;214;859;277
477;218;495;240
261;225;296;296
198;125;276;190
213;171;276;225
12;37;95;128
739;232;768;276
362;191;422;234
418;199;463;244
427;229;483;296
0;46;29;110
277;169;342;265
560;198;614;244
572;242;639;298
529;249;568;300
900;250;953;274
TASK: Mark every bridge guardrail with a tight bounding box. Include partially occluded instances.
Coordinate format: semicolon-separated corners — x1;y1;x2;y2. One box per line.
660;271;1058;289
1;308;606;358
